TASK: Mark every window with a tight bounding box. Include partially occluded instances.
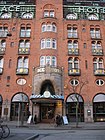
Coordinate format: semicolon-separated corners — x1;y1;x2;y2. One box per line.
41;38;56;49
21;12;33;19
0;27;8;37
92;41;102;49
44;10;55;18
19;40;30;48
66;13;77;20
0;57;4;68
0;40;6;48
93;58;104;70
20;27;31;37
88;14;99;20
41;23;57;32
67;26;78;38
1;12;11;19
40;56;57;67
70;79;79;86
68;57;79;70
96;79;104;86
68;40;78;49
17;57;28;68
90;28;101;39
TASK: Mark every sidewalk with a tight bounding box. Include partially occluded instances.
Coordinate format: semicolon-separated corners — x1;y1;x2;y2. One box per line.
3;121;105;130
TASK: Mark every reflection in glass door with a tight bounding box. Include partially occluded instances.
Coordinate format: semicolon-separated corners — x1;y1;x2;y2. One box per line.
41;104;55;122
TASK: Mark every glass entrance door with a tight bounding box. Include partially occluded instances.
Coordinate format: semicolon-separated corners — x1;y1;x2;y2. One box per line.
41;104;55;122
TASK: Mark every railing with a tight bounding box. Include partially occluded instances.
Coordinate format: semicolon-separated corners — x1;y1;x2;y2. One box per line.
16;68;29;75
94;68;105;76
18;48;30;54
68;68;81;76
0;68;3;74
92;48;103;55
0;47;5;54
68;48;79;55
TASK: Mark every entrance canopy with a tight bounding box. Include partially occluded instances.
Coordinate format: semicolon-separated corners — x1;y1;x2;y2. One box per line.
30;94;64;103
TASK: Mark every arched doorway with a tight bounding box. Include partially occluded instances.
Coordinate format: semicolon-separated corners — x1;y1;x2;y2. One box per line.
10;93;29;121
93;93;105;122
66;93;84;122
0;95;2;118
40;80;55;122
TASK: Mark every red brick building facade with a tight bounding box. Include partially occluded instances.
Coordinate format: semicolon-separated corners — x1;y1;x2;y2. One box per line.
0;0;105;123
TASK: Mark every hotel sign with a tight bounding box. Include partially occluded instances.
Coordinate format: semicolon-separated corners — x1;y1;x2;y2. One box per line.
0;5;35;12
64;6;105;14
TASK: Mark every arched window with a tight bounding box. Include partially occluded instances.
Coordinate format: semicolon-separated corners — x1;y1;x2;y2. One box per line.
67;26;78;38
0;57;4;68
40;56;57;67
66;13;77;20
88;14;98;20
41;38;56;49
40;56;45;67
68;57;79;69
41;23;57;32
68;40;78;48
42;23;46;32
93;58;104;70
90;27;101;39
0;40;6;48
17;57;28;68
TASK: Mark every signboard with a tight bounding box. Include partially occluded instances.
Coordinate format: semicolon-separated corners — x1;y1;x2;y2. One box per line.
62;116;69;125
27;115;32;124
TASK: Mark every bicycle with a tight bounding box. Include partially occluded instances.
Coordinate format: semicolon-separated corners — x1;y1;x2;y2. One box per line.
0;120;10;139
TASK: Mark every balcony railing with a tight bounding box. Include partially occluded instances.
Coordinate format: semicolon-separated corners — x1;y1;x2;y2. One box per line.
18;48;30;54
16;68;29;75
0;67;3;74
94;68;105;76
68;68;81;76
68;48;79;55
92;48;103;55
0;47;5;54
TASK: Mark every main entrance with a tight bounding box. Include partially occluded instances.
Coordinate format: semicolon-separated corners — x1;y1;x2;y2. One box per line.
40;103;55;123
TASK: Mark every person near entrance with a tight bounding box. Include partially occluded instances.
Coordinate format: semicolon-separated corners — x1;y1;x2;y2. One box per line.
55;114;62;126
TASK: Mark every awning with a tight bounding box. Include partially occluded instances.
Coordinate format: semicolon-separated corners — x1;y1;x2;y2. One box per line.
30;94;64;103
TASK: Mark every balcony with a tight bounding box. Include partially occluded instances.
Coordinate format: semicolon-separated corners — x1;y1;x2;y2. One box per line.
68;68;81;76
68;48;79;55
94;68;105;76
18;48;30;54
92;48;103;55
16;68;29;75
0;47;5;55
0;67;3;74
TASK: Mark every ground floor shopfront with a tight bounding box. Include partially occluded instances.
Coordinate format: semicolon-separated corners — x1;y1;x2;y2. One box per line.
0;92;105;123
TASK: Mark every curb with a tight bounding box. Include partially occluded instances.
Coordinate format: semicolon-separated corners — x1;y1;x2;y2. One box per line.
25;134;39;140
